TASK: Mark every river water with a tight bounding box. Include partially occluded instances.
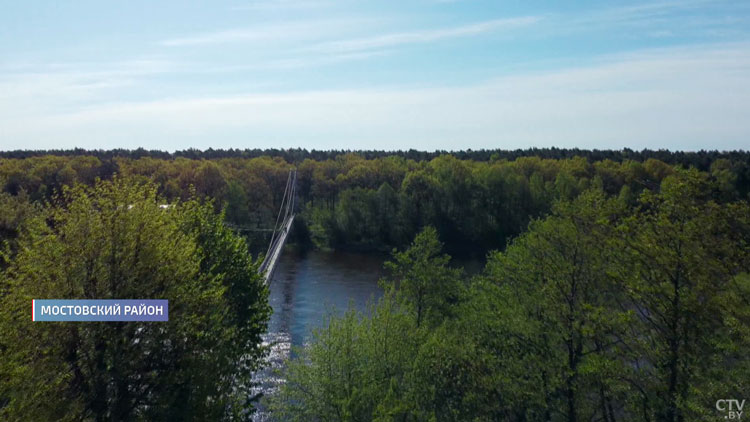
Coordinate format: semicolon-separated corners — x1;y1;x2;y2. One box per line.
252;248;482;420
253;249;386;420
268;249;386;347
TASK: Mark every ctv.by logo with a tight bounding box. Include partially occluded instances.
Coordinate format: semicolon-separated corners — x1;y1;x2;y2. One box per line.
716;399;745;420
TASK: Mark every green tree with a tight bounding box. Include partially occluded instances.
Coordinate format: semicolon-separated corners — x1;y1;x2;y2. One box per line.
383;226;463;328
270;297;421;422
224;179;251;225
0;178;269;421
0;190;38;265
482;189;632;422
375;182;402;246
614;170;750;421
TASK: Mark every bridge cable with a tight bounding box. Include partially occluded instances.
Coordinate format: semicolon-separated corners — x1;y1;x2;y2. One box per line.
262;169;294;272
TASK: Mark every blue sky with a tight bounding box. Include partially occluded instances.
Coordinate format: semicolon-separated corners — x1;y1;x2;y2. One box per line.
1;0;749;151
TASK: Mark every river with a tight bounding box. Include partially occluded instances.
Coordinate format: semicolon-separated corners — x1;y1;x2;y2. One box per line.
253;249;386;420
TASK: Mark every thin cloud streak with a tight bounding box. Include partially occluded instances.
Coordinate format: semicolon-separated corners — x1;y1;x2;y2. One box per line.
306;16;541;53
230;0;333;11
551;0;749;37
159;19;365;47
192;50;390;72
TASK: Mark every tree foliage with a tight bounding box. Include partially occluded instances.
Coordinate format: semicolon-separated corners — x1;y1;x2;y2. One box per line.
2;149;748;257
0;178;270;421
272;170;750;422
1;150;749;420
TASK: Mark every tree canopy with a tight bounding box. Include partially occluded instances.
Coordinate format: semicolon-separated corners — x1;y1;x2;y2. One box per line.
0;178;270;421
271;170;750;422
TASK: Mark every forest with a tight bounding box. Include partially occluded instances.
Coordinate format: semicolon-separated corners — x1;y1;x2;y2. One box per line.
2;149;749;257
0;149;749;421
272;173;750;421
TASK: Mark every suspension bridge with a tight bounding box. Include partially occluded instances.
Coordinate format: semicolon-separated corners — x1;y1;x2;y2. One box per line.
257;169;297;283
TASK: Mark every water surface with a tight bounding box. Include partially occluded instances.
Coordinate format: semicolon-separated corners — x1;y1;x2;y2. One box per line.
254;249;385;420
268;248;386;347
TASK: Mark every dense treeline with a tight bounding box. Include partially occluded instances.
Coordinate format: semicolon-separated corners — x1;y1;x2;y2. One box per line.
2;147;750;170
2;151;749;257
271;170;750;421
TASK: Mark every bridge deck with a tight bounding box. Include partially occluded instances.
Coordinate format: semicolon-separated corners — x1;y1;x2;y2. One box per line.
259;214;294;283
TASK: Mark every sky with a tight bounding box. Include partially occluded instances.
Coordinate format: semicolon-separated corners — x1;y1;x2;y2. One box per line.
1;0;749;152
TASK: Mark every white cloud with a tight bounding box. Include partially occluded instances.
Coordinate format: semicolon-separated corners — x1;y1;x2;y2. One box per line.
188;50;389;73
306;16;540;53
158;15;539;54
159;19;364;47
0;58;176;118
3;43;749;151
